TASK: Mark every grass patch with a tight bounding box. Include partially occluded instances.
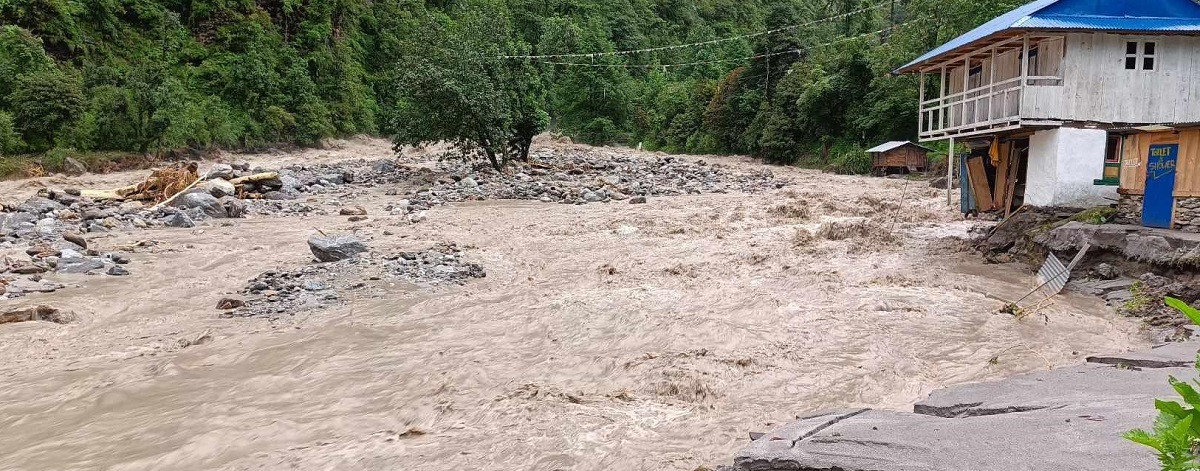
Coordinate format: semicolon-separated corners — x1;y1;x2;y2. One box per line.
1069;207;1117;225
1122;281;1153;313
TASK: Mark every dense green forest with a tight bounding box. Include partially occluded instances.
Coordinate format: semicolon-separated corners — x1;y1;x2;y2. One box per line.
0;0;1025;174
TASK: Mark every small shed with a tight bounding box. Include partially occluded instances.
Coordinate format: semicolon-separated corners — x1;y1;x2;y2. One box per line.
866;141;931;174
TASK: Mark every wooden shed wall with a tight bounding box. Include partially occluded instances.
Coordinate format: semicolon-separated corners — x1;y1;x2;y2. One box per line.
872;147;928;168
1119;129;1200;197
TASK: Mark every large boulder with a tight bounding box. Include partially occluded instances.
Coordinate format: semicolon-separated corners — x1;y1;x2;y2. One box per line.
163;212;195;228
199;178;237;198
207;163;236;180
56;257;106;274
176;192;228;218
0;212;38;235
308;234;367;262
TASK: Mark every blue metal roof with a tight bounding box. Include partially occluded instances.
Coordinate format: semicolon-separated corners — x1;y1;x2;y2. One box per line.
895;0;1200;74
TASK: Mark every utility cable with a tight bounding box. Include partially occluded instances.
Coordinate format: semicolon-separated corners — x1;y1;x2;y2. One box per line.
502;3;889;60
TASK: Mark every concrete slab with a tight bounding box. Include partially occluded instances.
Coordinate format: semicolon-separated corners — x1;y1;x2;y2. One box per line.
733;403;1158;471
1085;340;1200;369
728;356;1200;471
1039;222;1200;267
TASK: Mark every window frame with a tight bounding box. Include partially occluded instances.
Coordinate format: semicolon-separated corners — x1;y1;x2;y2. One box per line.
1125;40;1158;71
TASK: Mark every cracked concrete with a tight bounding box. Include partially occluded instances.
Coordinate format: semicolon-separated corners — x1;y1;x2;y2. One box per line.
726;339;1200;470
1039;222;1200;267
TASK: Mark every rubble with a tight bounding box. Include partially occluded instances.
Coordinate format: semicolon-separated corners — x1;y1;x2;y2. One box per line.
386;243;485;286
229;243;484;318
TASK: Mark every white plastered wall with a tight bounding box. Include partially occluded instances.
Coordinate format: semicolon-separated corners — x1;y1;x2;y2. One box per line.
1025;128;1117;207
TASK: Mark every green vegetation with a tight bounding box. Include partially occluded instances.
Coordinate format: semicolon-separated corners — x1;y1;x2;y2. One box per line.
0;0;1026;175
1127;297;1200;470
1070;207;1118;225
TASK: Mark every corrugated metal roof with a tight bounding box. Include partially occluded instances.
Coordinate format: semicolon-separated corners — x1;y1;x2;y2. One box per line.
894;0;1200;74
865;141;933;153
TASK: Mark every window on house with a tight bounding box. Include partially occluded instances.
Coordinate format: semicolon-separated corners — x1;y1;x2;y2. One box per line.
1125;41;1157;70
1026;47;1040;76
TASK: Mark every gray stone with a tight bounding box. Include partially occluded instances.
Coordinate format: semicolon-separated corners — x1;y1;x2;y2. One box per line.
582;190;604;202
372;160;398;173
207;164;236;180
64;157;88;175
18;197;65;215
57;257;105;274
176;192;228;218
220;197;247;218
0;212;38;235
199;178;237;198
164;213;195;228
317;173;345;185
263;191;295;201
107;265;130;276
307;235;367;262
1091;262;1118;280
459;177;478;188
629;196;648;204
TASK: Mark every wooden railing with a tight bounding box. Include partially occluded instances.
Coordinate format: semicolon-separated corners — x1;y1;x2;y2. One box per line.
919;76;1063;140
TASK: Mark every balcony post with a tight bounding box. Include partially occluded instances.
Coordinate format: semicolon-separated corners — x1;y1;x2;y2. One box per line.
989;45;997;121
961;55;970;127
918;72;926;136
939;65;947;131
1021;34;1029;86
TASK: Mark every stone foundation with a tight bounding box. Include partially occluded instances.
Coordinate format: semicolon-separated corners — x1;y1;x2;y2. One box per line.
1176;197;1200;233
1115;193;1143;224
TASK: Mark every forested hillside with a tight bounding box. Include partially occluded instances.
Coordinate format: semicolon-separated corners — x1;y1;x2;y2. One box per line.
0;0;1024;173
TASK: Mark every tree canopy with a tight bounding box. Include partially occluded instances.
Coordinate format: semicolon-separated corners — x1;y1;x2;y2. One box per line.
0;0;1027;170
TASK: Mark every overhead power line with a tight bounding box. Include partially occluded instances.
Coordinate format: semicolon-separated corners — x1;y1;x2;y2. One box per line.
533;20;922;69
501;3;889;60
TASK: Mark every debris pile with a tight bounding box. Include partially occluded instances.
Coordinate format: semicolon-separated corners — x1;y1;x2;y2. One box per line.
225;241;484;318
385;243;485;285
396;149;788;208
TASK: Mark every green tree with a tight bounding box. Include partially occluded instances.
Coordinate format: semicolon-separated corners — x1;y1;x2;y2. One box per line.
389;3;546;170
9;68;85;151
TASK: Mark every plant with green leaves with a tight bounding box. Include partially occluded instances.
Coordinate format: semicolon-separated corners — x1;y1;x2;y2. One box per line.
1126;296;1200;470
389;2;546;171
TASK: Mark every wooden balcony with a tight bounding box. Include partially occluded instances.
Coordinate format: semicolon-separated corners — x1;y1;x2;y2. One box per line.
916;34;1066;142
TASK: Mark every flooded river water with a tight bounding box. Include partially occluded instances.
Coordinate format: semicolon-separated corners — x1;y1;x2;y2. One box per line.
0;139;1148;470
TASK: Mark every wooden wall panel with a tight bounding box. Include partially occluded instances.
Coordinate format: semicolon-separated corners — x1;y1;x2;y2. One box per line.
1177;129;1200;197
1120;130;1200;197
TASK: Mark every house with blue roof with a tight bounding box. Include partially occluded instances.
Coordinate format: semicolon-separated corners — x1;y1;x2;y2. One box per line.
895;0;1200;230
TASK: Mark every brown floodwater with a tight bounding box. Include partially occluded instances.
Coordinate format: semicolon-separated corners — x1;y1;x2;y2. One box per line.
0;138;1149;470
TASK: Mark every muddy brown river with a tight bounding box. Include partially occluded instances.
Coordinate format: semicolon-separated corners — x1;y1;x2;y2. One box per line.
0;138;1148;470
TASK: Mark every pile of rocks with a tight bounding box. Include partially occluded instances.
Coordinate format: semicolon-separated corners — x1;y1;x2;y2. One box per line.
222;238;485;318
228;262;352;318
401;149;788;208
385;243;485;286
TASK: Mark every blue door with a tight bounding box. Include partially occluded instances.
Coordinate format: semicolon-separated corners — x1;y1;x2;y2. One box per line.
1142;143;1179;228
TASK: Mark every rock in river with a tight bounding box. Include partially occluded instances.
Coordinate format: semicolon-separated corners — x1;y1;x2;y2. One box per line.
308;234;368;262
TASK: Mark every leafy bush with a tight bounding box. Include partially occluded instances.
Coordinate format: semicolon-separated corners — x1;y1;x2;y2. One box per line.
9;68;85;151
828;143;871;175
0;111;23;155
1126;297;1200;469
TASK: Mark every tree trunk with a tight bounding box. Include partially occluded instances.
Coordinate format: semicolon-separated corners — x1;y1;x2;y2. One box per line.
483;147;501;171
